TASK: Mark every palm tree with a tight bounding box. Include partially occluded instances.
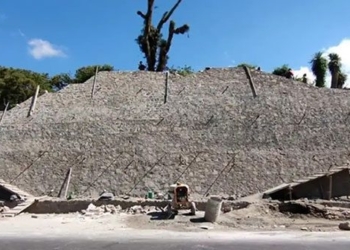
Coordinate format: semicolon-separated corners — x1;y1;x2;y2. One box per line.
337;72;348;88
328;53;341;88
310;52;327;88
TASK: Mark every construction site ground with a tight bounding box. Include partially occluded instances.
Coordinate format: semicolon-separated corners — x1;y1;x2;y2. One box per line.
1;199;348;236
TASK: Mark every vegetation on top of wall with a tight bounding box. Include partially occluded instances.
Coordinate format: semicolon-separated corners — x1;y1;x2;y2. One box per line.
169;65;194;76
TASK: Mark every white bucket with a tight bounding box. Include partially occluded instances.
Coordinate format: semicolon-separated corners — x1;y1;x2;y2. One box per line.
204;196;223;223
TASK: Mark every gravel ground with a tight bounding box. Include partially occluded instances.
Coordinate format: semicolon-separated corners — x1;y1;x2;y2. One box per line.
0;202;344;236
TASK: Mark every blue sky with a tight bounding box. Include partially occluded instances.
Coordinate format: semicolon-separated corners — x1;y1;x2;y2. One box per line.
1;0;350;83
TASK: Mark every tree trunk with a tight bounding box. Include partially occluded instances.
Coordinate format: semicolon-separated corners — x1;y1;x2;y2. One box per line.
331;71;339;89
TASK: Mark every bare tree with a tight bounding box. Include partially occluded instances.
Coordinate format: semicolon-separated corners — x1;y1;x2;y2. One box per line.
136;0;190;72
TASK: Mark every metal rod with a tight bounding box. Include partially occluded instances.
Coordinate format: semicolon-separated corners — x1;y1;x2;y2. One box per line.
0;102;9;125
164;71;169;104
243;65;257;98
63;168;73;199
91;66;99;99
27;85;40;117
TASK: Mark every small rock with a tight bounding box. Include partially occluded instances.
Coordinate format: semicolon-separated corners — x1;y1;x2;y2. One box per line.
227;195;236;201
104;204;119;214
222;206;232;213
200;225;213;230
155;193;164;200
301;227;308;231
104;205;112;213
128;205;145;214
85;203;104;215
98;192;114;201
339;222;350;230
87;203;97;211
31;215;38;219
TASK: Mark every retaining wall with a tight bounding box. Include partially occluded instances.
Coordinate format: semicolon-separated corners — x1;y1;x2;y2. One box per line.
0;68;349;198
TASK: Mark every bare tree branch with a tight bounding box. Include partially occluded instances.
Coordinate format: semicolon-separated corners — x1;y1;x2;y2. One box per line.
157;0;182;31
139;0;155;68
136;11;146;19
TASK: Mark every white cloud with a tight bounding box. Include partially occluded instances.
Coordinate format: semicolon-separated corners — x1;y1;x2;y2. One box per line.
324;39;350;81
28;39;66;60
292;66;316;84
293;38;350;88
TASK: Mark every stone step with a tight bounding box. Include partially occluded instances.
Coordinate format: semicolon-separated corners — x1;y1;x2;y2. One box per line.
1;199;36;217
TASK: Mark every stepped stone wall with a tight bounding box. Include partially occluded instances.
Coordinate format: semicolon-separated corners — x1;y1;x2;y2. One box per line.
0;67;350;198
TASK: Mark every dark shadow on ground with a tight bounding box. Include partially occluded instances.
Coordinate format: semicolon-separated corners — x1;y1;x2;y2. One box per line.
190;217;206;223
182;212;195;216
147;211;175;220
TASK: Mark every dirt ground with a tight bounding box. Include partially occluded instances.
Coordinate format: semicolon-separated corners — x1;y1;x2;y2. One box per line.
123;202;343;232
0;201;345;235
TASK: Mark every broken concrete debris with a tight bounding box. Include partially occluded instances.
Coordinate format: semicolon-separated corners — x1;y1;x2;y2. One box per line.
80;203;122;216
80;203;155;216
126;205;149;214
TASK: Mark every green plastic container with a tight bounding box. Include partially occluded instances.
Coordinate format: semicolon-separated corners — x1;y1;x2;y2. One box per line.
147;190;154;199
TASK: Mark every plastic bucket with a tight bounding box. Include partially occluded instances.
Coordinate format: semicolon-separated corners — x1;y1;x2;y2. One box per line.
204;196;223;223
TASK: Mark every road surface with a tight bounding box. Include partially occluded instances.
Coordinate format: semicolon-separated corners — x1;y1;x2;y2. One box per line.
1;231;350;250
1;237;349;250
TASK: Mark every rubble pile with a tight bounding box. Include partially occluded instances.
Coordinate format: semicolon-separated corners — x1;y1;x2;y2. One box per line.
79;203;159;216
125;205;158;215
320;206;350;220
80;203;122;216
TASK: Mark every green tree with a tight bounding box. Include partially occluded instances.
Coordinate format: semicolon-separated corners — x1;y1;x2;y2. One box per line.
328;53;341;89
0;66;52;110
73;64;114;83
136;0;190;72
310;52;327;88
237;63;257;69
272;64;289;77
169;65;194;76
50;73;73;90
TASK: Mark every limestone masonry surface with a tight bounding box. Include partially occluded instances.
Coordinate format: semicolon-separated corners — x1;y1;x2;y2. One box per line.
0;67;349;198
